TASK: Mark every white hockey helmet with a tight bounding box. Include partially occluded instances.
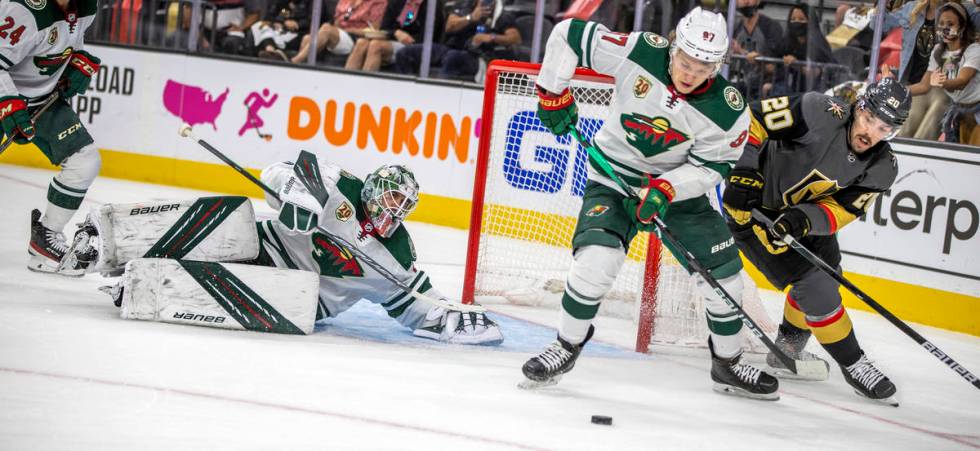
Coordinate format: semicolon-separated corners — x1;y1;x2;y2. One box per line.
671;7;730;75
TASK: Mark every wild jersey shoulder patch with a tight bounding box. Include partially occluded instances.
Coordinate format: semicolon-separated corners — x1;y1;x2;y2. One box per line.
643;33;669;48
633;76;651;98
25;0;45;10
724;86;744;111
335;201;354;222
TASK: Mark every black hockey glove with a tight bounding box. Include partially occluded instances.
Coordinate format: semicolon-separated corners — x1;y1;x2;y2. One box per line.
768;207;811;245
723;168;764;225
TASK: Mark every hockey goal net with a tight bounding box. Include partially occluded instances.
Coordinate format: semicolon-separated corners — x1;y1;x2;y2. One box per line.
463;61;777;353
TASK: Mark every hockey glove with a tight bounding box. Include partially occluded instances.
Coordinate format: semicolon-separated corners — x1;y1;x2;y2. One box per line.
0;96;35;144
623;175;675;232
767;207;811;245
60;50;101;98
536;85;577;136
277;174;324;234
722;168;765;225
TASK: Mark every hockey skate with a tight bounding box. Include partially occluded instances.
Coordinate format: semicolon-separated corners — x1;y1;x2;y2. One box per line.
27;209;81;276
413;307;504;345
710;338;780;401
842;353;898;406
57;216;100;275
765;329;831;381
519;325;594;389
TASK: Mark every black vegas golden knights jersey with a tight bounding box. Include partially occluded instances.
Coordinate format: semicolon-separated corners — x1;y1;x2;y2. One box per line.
737;92;898;236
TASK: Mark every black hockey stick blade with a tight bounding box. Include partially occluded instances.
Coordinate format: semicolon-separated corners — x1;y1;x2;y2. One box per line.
751;209;980;390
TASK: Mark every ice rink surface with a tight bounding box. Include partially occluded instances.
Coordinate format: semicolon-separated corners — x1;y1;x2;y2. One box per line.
1;163;978;450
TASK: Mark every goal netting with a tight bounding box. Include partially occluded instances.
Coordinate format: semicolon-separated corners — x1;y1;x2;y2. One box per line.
463;61;777;353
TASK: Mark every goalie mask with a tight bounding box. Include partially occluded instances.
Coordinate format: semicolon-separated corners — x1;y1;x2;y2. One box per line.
361;165;419;238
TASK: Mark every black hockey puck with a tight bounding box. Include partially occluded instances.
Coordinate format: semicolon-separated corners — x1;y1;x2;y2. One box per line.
591;415;613;425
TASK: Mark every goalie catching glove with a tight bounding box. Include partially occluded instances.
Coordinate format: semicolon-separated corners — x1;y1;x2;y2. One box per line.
623;175;674;232
536;85;577;136
278;174;325;233
414;306;504;345
61;50;101;98
0;96;35;144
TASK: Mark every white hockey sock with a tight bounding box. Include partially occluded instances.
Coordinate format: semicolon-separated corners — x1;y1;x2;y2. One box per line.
697;272;745;358
558;245;625;344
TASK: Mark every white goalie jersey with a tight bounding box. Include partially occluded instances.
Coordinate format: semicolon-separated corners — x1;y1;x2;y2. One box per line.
258;160;448;327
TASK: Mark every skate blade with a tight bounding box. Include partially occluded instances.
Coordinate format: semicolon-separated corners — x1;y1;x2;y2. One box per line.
56;233;90;274
767;359;830;381
712;383;780;401
27;254;83;277
518;375;562;390
853;390;900;407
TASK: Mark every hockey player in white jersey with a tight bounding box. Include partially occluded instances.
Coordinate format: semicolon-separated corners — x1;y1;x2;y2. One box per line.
0;0;102;275
521;8;779;399
68;151;503;345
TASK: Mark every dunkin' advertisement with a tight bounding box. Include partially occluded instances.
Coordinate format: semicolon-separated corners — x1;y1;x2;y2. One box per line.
84;45;484;201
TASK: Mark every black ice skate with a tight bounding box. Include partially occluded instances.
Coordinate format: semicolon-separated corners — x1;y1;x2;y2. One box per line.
842;353;898;406
519;325;594;389
765;328;830;381
57;216;99;275
711;338;780;401
27;209;76;276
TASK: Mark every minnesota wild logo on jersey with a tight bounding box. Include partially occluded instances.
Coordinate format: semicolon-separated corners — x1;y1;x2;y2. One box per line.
312;233;364;278
620;113;689;157
33;48;73;76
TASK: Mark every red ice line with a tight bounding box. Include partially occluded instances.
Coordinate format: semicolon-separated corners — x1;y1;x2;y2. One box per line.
0;367;550;451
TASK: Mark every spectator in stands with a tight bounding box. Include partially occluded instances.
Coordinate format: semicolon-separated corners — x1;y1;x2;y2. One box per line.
345;0;445;72
908;2;980;145
395;0;519;79
290;0;389;64
168;0;263;51
249;1;312;60
730;0;783;99
770;4;836;96
875;0;978;139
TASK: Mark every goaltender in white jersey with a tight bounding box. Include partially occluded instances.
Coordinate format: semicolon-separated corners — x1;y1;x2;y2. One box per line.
66;150;503;344
522;8;781;399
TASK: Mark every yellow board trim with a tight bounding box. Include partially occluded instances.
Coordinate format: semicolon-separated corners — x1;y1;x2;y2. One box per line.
2;145;977;337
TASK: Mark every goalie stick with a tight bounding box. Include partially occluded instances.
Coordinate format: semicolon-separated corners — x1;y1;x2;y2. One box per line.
0;93;60;156
568;128;826;377
751;209;980;390
178;124;487;314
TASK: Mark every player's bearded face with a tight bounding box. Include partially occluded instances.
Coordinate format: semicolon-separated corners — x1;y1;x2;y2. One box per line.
849;108;897;153
670;50;715;94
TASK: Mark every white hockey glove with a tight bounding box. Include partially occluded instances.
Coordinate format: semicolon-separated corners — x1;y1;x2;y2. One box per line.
277;174;324;234
414;306;504;346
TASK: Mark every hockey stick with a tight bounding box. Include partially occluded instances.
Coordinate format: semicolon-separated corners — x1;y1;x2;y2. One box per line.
0;94;60;156
567;128;819;375
178;124;488;314
751;209;980;390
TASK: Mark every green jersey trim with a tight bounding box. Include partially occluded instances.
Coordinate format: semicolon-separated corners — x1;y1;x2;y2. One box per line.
626;37;671;86
10;0;97;31
567;19;587;67
689;153;736;178
684;77;745;131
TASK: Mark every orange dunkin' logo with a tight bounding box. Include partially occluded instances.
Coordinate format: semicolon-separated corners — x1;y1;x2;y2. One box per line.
620;113;689;157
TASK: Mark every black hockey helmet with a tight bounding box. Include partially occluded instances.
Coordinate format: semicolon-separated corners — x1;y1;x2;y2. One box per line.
856;77;911;130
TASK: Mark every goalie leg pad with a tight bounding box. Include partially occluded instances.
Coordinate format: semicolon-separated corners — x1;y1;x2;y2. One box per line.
697;272;745;358
83;196;260;273
559;243;626;344
119;258;319;334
